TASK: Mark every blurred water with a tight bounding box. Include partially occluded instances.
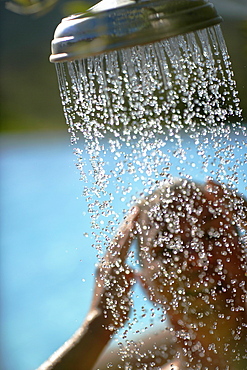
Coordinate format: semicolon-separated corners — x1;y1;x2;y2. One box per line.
0;130;246;370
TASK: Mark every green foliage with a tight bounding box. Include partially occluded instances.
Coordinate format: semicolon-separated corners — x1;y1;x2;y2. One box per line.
4;0;93;15
62;1;93;16
5;0;58;15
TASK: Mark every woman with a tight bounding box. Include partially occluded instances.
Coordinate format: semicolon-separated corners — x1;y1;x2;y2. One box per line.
38;179;247;369
136;178;247;369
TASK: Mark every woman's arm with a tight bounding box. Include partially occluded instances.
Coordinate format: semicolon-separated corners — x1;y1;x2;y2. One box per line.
38;309;112;370
37;206;139;370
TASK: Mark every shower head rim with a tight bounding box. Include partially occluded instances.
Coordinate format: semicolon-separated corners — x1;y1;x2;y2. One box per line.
50;0;223;63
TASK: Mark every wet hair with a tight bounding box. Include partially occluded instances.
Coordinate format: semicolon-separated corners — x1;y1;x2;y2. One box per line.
136;178;247;264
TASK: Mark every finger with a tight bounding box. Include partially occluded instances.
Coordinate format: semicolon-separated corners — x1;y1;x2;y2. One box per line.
117;205;140;238
107;206;140;261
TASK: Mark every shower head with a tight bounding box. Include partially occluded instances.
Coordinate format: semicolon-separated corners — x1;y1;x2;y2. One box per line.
50;0;222;63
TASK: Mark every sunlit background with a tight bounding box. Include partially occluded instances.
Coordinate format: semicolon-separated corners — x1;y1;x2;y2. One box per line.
0;1;247;369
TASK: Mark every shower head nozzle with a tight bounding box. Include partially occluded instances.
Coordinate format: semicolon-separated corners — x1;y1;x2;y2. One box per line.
50;0;222;63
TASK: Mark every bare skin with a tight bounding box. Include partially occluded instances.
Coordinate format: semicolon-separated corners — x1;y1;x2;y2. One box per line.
37;179;247;370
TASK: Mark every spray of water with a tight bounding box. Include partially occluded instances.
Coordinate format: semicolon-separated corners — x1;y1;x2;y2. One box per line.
55;24;246;368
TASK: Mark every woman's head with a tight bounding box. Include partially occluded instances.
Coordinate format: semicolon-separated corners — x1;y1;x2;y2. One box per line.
136;178;247;313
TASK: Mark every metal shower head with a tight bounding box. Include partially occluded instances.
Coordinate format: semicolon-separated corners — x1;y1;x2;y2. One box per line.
50;0;222;63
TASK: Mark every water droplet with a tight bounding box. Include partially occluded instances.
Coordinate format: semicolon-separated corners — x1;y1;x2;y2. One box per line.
54;23;247;369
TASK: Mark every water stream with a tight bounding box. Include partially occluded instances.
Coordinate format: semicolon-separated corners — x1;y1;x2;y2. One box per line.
55;24;246;368
56;24;246;248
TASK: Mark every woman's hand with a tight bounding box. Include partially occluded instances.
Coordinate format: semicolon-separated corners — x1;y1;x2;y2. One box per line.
90;205;140;332
37;206;139;370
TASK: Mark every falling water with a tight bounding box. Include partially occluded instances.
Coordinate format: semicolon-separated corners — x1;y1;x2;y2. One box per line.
56;24;246;368
56;24;245;247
